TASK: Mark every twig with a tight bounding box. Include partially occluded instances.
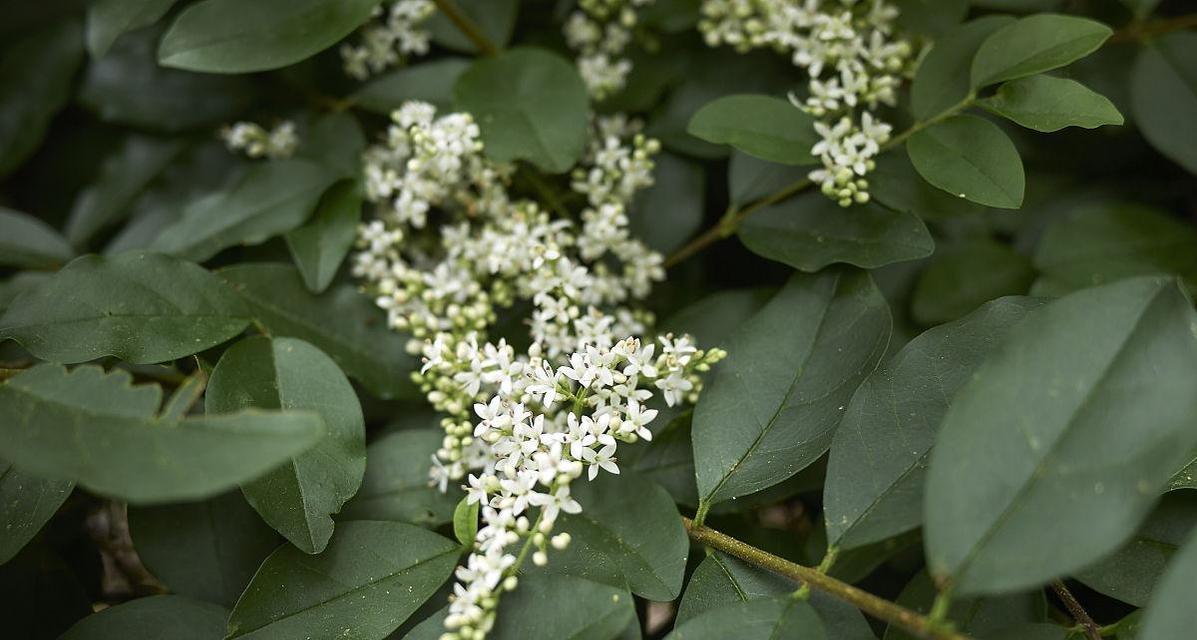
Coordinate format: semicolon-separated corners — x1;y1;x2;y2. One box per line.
683;518;972;640
1110;13;1197;43
433;0;498;56
1051;580;1103;640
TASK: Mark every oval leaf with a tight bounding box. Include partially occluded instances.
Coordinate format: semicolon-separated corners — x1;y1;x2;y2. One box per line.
980;75;1123;132
687;94;817;165
1138;529;1197;640
907;114;1025;209
911;16;1015;120
970;14;1112;88
86;0;179;58
453;48;589;173
925;276;1197;594
62;595;227;639
0;207;73;269
693;269;891;508
284;179;362;294
1131;32;1197;175
0;251;249;364
340;427;461;526
911;241;1036;326
667;596;825;640
227;520;459;639
158;0;380;73
0;458;73;564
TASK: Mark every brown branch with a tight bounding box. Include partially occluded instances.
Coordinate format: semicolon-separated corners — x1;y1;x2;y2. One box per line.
1051;580;1102;640
683;518;972;640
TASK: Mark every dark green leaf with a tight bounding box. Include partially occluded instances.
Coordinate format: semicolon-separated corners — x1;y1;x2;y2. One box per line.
550;473;688;600
0;457;73;564
152;159;337;262
490;573;636;640
971;14;1112;88
911;240;1036;325
129;491;281;608
62;595;228;639
454;48;589;173
687;95;817;165
0;20;84;177
294;111;366;180
870;152;985;220
227;520;458;639
925;277;1197;594
727;151;808;209
1170;457;1197;492
65;135;186;246
0;364;324;503
911;16;1015;120
86;0;178;57
1131;32;1197;174
340;427;460;526
907;114;1025;209
158;0;380;73
353;58;471;114
1032;203;1197;295
629;152;705;254
285;180;362;294
660;288;773;348
1075;493;1197;607
738;195;934;272
667;596;825;640
207;336;365;554
693;269;891;507
979;75;1123;132
1138;530;1197;640
426;0;517;53
1120;0;1162;20
884;571;1045;640
219;263;419;400
0;251;249;364
825;297;1043;550
981;624;1070;640
452;497;478;548
0;207;73;269
894;0;968;36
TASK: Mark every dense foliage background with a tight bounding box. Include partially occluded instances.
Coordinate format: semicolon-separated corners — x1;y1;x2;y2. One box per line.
1;0;1197;639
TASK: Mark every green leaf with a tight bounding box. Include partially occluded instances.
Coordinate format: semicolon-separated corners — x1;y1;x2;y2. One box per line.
911;240;1036;325
738;195;934;272
1032;203;1197;295
1170;457;1197;492
884;571;1045;640
65;135;186;246
453;48;589;173
907;114;1025;209
676;552;874;640
911;16;1015;120
294;111;366;180
1075;493;1197;607
1138;530;1197;640
925;277;1197;595
661;288;774;348
219;263;419;400
129;491;281;608
452;497;478;548
894;0;968;36
285;180;361;293
980;75;1123;133
971;14;1112;88
0;207;73;269
0;457;73;564
152;159;338;262
207;336;365;554
158;0;380;73
340;427;460;526
870;152;985;220
62;595;228;639
1131;32;1197;174
983;624;1071;640
79;26;255;132
353;58;471;114
549;473;688;601
86;0;178;57
0;251;249;364
687;95;817;165
629;153;705;254
1120;0;1162;20
0;20;84;177
667;596;825;640
227;520;458;639
0;364;325;503
727;151;808;209
426;0;518;53
491;573;636;640
693;269;891;508
824;297;1044;550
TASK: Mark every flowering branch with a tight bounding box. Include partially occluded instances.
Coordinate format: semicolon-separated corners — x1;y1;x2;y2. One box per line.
433;0;499;56
682;518;974;640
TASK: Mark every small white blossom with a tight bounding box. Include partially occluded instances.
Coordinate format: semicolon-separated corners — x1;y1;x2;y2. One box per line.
221;121;298;159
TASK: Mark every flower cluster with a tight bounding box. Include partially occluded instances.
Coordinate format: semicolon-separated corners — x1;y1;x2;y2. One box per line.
440;337;724;639
341;0;436;79
564;0;656;99
352;102;680;484
698;0;913;206
220;121;298;159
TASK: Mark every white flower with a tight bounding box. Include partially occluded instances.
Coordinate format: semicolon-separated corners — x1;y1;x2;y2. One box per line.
221;121;298;159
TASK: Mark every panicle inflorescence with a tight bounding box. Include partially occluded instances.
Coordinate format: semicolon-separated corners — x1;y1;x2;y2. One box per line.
564;0;656;99
220;121;299;159
341;0;436;79
699;0;914;206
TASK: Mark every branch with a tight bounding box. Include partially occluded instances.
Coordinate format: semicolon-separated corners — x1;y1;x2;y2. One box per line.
1051;580;1102;640
1110;13;1197;43
433;0;498;56
682;518;973;640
